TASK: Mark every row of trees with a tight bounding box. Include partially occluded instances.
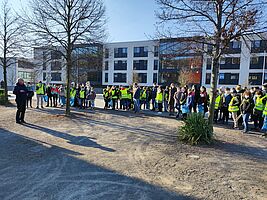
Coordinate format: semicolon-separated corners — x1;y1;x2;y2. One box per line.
0;0;267;125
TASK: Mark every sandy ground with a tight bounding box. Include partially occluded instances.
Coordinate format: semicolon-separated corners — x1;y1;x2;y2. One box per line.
0;97;266;200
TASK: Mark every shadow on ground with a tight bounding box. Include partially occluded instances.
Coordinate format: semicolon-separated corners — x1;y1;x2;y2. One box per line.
0;128;195;200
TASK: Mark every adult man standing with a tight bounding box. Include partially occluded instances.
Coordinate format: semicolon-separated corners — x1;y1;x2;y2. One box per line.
13;78;28;124
168;83;177;115
133;82;141;113
36;81;45;109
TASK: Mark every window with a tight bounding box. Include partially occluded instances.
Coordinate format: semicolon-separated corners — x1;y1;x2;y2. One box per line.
153;73;158;83
134;46;148;57
219;73;239;85
205;73;211;84
232;41;241;49
18;71;32;80
251;57;259;65
220;57;240;69
51;73;62;81
133;60;148;70
114;60;127;70
105;61;109;70
105;48;109;59
136;73;147;83
114;73;127;83
154;60;159;70
249;73;262;85
114;48;127;58
43;73;46;81
252;40;261;48
154;46;159;57
232;57;240;65
105;73;108;82
207;58;212;70
51;50;62;60
51;61;62;71
220;57;226;65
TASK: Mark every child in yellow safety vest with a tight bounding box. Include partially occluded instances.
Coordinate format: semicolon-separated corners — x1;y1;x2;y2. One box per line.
261;100;267;136
253;90;266;131
156;86;164;113
79;85;86;109
228;90;240;129
140;87;147;110
213;90;222;123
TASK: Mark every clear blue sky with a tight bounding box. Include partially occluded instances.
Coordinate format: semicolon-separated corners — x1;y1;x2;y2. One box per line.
8;0;158;42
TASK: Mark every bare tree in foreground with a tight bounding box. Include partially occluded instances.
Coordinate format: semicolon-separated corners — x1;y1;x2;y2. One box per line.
156;0;267;125
25;0;106;115
0;0;23;104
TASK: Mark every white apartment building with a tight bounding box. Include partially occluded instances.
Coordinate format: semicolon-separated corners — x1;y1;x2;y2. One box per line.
102;40;159;86
202;33;267;88
33;47;66;85
0;57;35;89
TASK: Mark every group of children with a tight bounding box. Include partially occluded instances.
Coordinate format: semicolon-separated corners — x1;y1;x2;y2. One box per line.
102;82;267;135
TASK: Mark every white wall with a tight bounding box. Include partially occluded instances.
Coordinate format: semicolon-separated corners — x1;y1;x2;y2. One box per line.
103;40;159;86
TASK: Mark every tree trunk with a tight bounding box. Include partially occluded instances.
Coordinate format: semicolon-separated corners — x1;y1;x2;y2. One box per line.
3;39;8;105
65;47;71;116
208;1;223;126
208;58;219;125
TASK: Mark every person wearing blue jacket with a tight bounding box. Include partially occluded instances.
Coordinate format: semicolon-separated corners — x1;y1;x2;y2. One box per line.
13;78;28;124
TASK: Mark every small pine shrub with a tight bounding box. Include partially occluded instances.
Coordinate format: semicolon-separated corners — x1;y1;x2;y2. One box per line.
178;113;213;145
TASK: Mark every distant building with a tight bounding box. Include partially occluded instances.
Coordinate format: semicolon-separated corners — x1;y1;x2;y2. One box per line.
102;40;159;86
34;43;103;86
159;38;203;86
202;33;267;88
0;57;35;89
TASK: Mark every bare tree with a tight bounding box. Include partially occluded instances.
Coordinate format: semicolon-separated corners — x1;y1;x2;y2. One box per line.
0;0;24;104
156;0;267;125
24;0;106;115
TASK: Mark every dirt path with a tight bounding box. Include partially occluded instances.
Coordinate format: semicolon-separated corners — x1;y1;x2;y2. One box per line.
0;105;266;200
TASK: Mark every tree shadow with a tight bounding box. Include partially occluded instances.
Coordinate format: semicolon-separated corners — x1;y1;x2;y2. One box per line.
203;139;267;162
0;128;196;200
22;123;115;152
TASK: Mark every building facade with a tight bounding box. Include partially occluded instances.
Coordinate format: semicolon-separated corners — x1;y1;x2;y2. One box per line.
159;38;203;86
202;33;267;88
102;40;159;86
0;57;35;89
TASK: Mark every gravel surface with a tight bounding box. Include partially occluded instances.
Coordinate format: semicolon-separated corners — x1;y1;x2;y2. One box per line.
0;101;266;200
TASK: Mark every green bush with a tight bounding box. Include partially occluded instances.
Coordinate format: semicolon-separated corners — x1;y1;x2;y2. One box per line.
178;113;213;145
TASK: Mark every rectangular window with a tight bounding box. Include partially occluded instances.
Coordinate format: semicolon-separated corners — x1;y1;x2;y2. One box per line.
220;57;226;65
219;73;239;85
18;71;33;80
43;72;46;81
51;61;62;71
232;41;241;49
51;50;62;60
205;73;211;84
114;48;128;58
105;73;108;82
249;73;262;85
105;61;109;70
134;46;148;57
154;60;159;70
51;72;62;81
154;46;159;57
153;73;158;83
114;60;127;70
135;73;147;83
232;57;240;65
105;48;109;59
252;40;261;48
114;73;127;83
133;60;148;70
207;58;212;70
249;56;266;69
220;57;240;69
